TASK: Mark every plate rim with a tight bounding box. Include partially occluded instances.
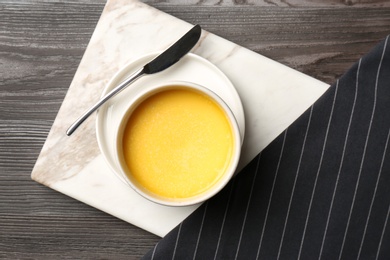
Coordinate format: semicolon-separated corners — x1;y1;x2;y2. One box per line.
96;52;245;184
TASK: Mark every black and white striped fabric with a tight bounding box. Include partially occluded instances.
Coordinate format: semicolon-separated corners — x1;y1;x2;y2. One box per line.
143;35;390;260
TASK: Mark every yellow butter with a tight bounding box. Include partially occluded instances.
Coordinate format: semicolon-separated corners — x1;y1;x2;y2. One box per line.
122;88;234;199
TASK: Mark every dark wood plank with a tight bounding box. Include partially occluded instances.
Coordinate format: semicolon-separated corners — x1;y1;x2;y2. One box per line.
148;5;390;83
1;0;389;258
144;0;390;7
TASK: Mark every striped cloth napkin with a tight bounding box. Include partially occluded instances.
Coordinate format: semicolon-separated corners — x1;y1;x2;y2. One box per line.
143;35;390;260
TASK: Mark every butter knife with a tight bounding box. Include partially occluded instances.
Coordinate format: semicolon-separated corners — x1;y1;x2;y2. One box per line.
66;24;202;136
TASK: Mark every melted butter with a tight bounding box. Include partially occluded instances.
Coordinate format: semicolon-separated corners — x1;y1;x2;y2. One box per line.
122;88;234;199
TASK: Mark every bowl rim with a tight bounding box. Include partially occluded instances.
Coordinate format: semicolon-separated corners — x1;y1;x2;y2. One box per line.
114;81;242;206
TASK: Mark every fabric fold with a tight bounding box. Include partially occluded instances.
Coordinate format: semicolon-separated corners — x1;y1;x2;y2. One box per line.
143;35;390;260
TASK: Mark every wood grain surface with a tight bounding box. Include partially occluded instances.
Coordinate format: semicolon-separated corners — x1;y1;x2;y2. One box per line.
1;0;389;258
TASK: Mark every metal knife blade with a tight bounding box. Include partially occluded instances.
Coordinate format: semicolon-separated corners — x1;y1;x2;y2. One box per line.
144;24;201;74
66;24;202;136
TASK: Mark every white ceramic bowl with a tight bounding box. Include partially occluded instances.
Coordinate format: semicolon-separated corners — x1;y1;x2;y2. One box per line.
113;81;242;206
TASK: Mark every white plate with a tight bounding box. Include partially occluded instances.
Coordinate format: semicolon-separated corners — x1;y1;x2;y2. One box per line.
96;53;245;184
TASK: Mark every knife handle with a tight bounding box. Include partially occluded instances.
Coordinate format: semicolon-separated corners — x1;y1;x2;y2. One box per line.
66;67;145;136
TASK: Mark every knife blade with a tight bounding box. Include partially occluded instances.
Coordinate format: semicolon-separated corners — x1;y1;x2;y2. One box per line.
66;24;202;136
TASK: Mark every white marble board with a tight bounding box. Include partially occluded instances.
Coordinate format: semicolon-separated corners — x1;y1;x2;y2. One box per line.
31;0;329;237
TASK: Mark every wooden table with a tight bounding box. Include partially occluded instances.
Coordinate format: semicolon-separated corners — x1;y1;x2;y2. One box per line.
1;0;389;258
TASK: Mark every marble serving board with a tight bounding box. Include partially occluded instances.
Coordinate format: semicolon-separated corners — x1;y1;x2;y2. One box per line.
31;0;329;237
